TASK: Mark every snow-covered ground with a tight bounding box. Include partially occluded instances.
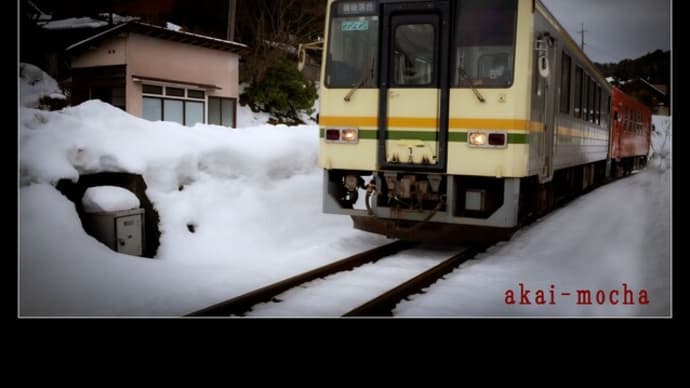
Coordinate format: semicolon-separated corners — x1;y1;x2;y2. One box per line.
18;65;671;317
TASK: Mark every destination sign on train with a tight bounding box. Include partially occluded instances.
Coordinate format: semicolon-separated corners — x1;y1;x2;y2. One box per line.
337;1;377;15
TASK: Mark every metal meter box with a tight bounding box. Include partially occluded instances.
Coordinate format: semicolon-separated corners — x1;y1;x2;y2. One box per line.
84;208;145;256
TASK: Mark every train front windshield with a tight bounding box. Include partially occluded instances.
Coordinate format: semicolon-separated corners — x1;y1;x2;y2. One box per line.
454;0;518;88
326;2;379;88
325;0;518;89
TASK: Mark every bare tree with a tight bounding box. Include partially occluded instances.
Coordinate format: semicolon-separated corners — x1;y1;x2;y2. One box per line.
237;0;326;86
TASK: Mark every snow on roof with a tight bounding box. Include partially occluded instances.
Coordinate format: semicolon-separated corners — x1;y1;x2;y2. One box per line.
40;13;137;30
166;22;182;32
26;0;52;22
41;16;108;30
66;21;248;54
639;78;667;96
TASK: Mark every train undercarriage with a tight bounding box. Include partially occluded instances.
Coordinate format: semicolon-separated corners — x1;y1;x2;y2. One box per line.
325;158;634;243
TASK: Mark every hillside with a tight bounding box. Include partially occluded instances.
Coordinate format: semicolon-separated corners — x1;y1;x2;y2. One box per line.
596;50;670;112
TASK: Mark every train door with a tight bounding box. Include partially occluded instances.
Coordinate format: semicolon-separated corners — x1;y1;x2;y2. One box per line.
535;32;557;182
378;1;450;172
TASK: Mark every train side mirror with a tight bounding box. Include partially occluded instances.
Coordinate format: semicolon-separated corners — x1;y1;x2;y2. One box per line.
614;111;622;122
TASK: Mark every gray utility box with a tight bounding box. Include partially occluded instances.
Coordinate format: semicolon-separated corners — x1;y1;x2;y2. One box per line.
84;208;145;256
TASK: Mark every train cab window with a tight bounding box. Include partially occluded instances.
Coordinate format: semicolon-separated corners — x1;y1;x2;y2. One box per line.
393;24;435;86
325;4;379;88
453;0;517;88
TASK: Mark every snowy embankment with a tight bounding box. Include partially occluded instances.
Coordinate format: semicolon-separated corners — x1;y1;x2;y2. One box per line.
19;67;385;316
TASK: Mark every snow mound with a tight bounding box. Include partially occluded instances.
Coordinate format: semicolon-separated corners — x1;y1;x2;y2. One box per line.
20;63;65;108
20;100;319;188
650;115;671;171
82;186;141;213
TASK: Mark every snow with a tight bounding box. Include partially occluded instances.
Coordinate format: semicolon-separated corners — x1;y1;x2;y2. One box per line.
247;245;458;316
236;83;319;128
19;99;388;316
82;186;141;213
40;14;137;30
650;115;672;170
166;22;182;32
18;62;671;317
41;16;108;30
236;103;272;128
19;63;65;109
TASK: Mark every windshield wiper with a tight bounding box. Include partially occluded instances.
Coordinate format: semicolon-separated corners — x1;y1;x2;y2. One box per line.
458;65;486;103
344;56;375;102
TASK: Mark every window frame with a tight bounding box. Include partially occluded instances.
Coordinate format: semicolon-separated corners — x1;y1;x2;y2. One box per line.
574;66;583;119
208;96;238;128
560;52;571;114
142;83;207;127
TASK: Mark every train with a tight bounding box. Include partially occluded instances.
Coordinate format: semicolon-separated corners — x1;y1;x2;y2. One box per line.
318;0;652;242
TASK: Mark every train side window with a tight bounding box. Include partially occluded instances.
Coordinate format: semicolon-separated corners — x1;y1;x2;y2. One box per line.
589;78;597;123
607;95;611;125
583;74;590;122
574;66;583;118
596;86;601;125
560;52;571;114
637;111;641;133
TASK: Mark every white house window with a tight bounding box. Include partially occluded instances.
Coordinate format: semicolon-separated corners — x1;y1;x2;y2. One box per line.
208;97;236;128
142;84;206;127
163;99;184;123
186;101;204;126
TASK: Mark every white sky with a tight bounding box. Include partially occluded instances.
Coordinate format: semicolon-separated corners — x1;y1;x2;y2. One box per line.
19;64;671;317
541;0;672;63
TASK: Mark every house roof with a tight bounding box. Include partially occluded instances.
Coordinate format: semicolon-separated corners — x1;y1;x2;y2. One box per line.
66;21;250;56
639;78;667;96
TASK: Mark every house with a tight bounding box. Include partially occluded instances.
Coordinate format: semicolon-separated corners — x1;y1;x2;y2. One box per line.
67;21;249;127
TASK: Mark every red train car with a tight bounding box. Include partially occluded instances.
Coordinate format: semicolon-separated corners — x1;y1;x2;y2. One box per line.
610;86;652;176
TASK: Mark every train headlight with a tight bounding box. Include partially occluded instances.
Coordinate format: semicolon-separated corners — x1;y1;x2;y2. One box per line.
325;128;359;143
342;128;359;143
468;132;507;148
469;132;488;146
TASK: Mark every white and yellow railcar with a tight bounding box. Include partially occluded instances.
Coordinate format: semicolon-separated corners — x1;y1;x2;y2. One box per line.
319;0;612;241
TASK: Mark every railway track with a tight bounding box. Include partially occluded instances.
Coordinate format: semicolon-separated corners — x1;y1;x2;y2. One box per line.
187;241;487;317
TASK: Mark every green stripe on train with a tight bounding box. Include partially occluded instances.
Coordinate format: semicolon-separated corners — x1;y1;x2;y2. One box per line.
321;129;528;144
